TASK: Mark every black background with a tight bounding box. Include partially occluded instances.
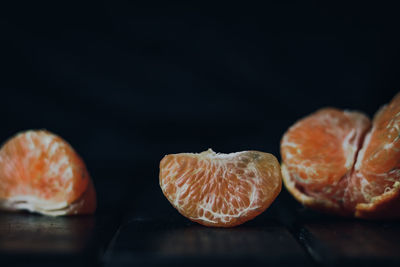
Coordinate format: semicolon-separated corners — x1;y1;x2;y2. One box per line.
1;2;399;212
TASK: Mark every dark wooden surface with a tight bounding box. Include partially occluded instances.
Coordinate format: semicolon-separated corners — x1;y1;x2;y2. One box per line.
0;177;124;267
1;186;400;267
103;189;311;267
296;218;400;266
0;213;98;267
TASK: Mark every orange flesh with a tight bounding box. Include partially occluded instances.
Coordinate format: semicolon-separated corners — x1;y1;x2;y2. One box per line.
0;130;96;216
160;149;282;227
281;93;400;218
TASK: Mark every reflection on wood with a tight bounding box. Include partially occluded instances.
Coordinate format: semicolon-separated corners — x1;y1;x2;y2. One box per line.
296;216;400;266
0;212;95;254
104;219;311;266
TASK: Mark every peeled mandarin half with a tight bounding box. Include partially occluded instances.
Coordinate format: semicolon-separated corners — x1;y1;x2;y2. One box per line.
281;92;400;218
159;149;282;227
0;130;96;216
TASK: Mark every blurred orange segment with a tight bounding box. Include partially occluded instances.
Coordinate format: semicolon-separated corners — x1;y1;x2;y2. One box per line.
160;149;282;227
0;130;96;216
356;93;400;181
281;92;400;218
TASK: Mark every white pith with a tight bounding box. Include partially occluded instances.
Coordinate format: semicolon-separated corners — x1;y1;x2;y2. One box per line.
180;148;245;160
0;193;86;216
